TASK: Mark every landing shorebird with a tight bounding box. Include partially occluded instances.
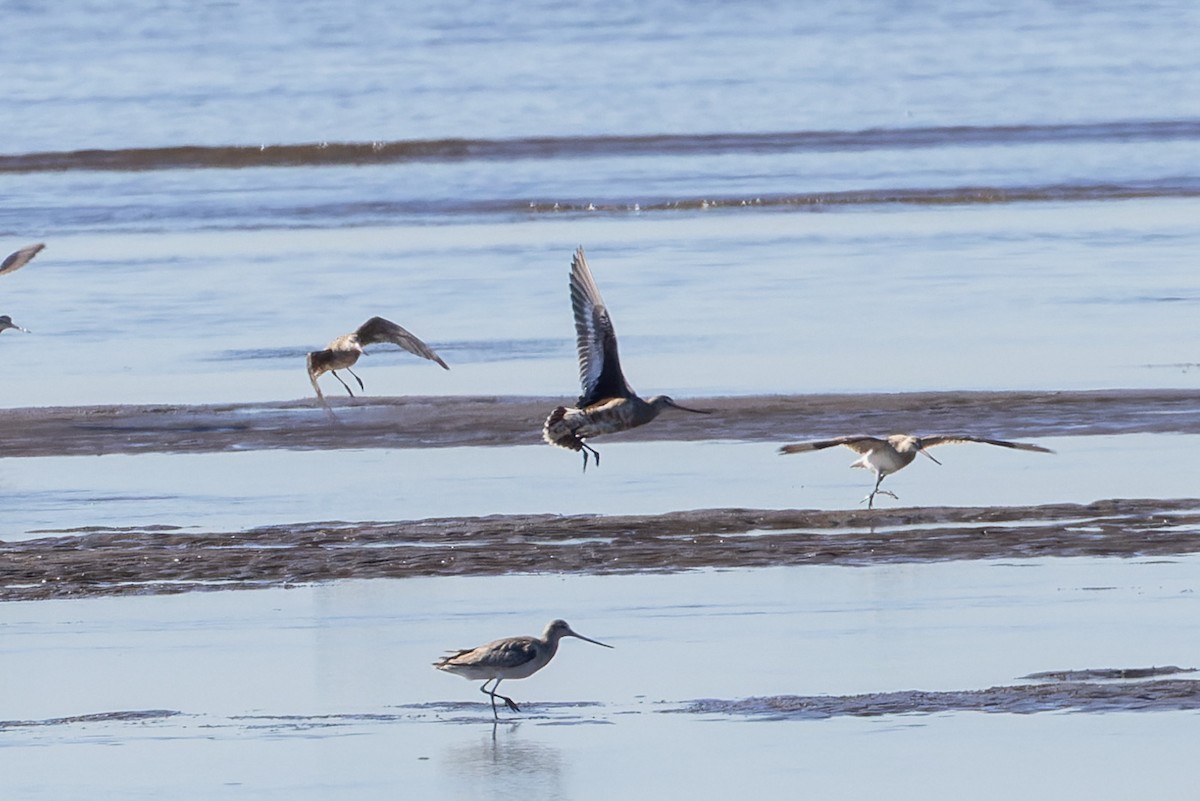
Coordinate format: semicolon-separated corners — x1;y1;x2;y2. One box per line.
543;247;710;469
434;619;613;720
306;316;448;401
0;243;44;277
779;434;1054;508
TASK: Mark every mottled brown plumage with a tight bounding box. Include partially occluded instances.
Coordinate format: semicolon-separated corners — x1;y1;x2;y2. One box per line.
780;434;1054;508
543;247;709;469
434;619;613;719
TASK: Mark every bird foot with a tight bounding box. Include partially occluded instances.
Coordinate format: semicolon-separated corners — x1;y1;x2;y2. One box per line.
501;696;521;713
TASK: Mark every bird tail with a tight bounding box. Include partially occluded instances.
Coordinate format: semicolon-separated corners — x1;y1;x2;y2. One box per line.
543;406;584;451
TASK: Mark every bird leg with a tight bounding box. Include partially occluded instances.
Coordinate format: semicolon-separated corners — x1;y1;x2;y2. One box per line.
861;475;898;509
346;367;365;392
331;370;356;397
580;442;601;472
480;678;520;718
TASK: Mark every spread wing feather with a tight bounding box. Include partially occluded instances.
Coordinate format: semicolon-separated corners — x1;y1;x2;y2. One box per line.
355;316;449;369
570;248;631;405
779;436;885;455
920;435;1053;453
0;243;45;276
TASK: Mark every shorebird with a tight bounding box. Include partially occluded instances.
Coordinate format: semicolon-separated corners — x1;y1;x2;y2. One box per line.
543;247;710;469
306;316;448;401
434;619;613;720
779;434;1054;508
0;315;29;334
0;243;44;277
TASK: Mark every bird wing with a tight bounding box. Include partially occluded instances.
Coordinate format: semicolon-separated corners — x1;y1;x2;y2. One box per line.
354;316;449;369
920;435;1054;453
779;436;886;455
437;637;539;670
0;243;45;276
570;247;632;405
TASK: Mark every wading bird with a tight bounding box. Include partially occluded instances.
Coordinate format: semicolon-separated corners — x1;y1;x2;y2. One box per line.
306;316;448;401
779;434;1053;509
543;247;710;469
434;619;613;720
0;243;45;277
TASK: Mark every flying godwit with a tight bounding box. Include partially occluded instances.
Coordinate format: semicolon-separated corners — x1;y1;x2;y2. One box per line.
779;434;1054;508
306;316;448;401
0;243;44;277
543;247;710;469
434;619;613;720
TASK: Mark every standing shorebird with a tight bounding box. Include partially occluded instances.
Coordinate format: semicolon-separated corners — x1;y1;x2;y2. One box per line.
0;243;45;277
434;619;613;720
779;434;1054;508
306;316;448;401
543;247;710;469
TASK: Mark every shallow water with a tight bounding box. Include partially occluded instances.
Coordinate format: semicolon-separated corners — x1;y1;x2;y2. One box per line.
2;561;1198;798
1;433;1197;543
3;1;1199;797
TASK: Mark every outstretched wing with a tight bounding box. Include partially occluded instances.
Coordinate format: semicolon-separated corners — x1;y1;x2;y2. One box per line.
779;436;886;456
355;316;449;369
0;243;45;276
570;247;631;405
920;435;1054;453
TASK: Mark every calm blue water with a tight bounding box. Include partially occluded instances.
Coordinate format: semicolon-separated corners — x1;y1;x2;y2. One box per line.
2;0;1198;408
2;6;1199;798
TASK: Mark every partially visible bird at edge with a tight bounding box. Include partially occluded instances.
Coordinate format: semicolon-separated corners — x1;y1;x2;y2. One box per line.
779;434;1054;509
0;243;44;278
306;316;448;402
543;247;710;470
433;619;613;720
0;243;45;336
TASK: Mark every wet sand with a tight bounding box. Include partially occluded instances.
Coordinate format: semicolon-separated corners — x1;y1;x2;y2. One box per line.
1;388;1197;457
3;497;1197;602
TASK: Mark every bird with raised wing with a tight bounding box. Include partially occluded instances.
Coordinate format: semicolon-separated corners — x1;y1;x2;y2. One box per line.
543;247;710;469
306;316;448;401
0;243;45;277
779;434;1053;508
434;619;613;720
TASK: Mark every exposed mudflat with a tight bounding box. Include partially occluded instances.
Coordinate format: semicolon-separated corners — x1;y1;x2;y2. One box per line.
681;674;1200;719
0;389;1197;457
4;497;1197;602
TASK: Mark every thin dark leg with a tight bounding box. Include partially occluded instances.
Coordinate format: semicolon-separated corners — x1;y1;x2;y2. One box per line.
480;678;500;720
332;371;356;397
492;679;520;713
479;678;520;719
347;367;365;391
580;442;600;472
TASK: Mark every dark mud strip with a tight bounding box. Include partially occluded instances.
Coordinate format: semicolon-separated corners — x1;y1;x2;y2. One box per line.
6;120;1196;173
0;710;182;730
680;678;1200;719
0;389;1197;458
3;498;1198;602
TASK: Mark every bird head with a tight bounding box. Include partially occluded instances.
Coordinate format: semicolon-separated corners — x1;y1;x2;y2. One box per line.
0;315;29;334
545;619;613;648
